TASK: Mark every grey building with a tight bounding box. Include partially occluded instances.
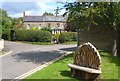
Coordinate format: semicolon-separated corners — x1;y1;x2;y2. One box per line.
23;12;66;34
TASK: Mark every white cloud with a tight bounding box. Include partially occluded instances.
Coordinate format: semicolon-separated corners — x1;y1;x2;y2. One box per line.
1;0;75;18
37;2;56;14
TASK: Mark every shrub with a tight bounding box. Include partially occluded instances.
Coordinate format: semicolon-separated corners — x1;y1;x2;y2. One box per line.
41;27;52;33
59;32;77;43
29;27;39;30
14;30;52;42
2;29;10;40
15;30;29;41
53;33;60;39
69;32;77;41
59;32;71;43
34;30;52;42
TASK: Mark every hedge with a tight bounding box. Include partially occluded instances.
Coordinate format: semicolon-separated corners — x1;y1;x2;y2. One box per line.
33;30;52;42
14;30;52;42
59;32;77;43
2;29;10;40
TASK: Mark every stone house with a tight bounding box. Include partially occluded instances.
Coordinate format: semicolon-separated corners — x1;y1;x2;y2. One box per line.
23;12;66;34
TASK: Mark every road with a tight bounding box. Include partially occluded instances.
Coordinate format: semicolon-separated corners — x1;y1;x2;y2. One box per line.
2;41;76;79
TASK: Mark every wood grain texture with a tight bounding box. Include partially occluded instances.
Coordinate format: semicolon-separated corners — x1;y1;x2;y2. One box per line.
68;42;102;80
73;42;101;70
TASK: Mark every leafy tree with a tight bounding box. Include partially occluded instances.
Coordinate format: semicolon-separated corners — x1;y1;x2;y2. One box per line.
63;2;120;56
0;9;12;31
54;7;61;16
0;9;12;40
42;12;54;16
92;2;120;56
11;17;23;29
63;2;98;46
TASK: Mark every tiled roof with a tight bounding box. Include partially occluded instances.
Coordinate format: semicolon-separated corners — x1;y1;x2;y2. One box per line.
23;16;65;22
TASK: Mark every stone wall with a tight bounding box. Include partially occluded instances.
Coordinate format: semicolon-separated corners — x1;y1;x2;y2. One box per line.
79;27;115;51
0;39;4;51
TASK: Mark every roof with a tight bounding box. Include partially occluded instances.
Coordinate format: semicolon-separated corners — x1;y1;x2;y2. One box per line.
23;16;66;22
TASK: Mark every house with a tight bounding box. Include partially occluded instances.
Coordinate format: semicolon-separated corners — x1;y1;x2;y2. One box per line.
23;12;66;34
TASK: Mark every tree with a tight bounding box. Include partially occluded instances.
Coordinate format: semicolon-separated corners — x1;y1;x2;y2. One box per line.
11;17;23;29
54;7;61;16
63;2;99;46
108;2;120;56
0;9;12;31
93;2;120;56
42;12;54;16
63;2;120;56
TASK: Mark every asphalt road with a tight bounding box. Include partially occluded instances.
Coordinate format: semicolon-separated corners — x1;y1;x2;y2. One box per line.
2;41;77;79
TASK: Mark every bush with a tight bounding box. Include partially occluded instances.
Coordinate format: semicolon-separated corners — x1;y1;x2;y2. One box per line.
34;31;52;42
53;33;60;39
59;32;71;43
59;32;77;43
14;30;52;42
15;30;29;41
2;29;10;40
29;27;39;30
69;32;77;41
41;27;52;33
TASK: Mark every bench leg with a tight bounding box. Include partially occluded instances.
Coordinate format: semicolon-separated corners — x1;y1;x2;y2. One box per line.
71;68;75;77
85;72;89;80
85;73;101;81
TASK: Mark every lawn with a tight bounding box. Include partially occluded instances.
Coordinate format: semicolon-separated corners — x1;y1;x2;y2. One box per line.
21;41;77;45
61;41;77;45
24;51;119;80
21;41;53;45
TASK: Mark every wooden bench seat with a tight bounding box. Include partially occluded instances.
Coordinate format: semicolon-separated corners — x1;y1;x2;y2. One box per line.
68;64;102;74
67;42;102;80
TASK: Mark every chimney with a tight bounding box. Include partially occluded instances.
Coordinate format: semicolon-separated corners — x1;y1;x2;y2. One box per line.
23;11;25;17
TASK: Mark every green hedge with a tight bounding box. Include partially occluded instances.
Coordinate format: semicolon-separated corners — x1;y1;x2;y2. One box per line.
2;29;10;40
41;27;52;33
59;32;77;43
15;30;52;42
33;31;52;42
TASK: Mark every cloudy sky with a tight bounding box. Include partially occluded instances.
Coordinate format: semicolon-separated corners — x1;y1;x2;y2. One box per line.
0;0;75;18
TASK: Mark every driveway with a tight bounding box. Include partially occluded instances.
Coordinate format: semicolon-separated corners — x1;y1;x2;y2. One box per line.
2;41;77;79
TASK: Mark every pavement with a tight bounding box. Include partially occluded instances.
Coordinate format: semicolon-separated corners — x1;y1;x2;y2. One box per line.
1;41;77;79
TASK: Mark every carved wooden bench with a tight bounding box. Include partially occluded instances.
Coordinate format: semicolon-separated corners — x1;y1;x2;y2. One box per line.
68;42;102;80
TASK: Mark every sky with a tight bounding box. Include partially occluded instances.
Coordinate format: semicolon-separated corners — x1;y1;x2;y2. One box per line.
0;0;75;18
0;0;119;18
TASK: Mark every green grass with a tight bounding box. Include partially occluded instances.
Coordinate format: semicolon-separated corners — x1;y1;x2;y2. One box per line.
24;51;119;80
24;41;77;45
61;41;77;45
21;41;53;45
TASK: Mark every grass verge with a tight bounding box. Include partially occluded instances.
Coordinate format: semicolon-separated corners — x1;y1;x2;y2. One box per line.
61;41;77;45
24;51;119;80
21;41;53;45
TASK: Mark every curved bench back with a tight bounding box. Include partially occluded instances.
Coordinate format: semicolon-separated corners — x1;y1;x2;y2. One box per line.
73;42;101;70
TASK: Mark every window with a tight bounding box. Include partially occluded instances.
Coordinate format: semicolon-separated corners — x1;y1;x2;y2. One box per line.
48;23;51;27
39;24;41;26
57;23;60;27
28;24;30;26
